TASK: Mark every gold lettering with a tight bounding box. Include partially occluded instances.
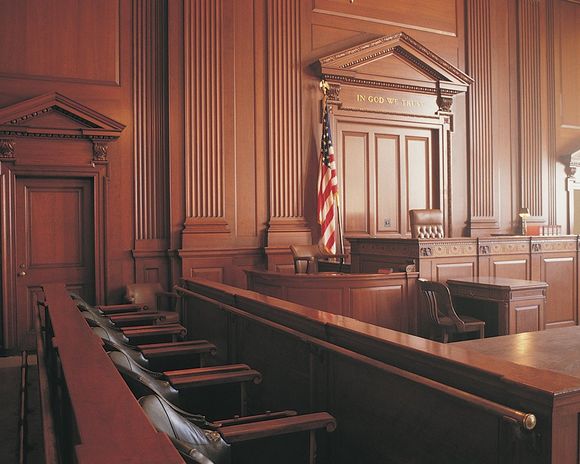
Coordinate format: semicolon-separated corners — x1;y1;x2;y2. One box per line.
355;94;424;108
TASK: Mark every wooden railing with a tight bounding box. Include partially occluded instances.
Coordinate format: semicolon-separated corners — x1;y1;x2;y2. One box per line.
37;283;183;464
176;281;557;464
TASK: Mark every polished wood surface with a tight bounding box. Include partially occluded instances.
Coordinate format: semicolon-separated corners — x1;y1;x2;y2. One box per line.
245;270;418;333
40;283;183;463
350;235;579;331
447;277;548;336
459;326;580;379
1;1;580;349
180;276;580;463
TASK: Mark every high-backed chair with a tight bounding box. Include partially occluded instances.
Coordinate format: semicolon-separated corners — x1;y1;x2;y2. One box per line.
289;244;345;274
409;209;445;239
125;282;181;323
417;278;485;343
109;351;262;420
140;394;336;464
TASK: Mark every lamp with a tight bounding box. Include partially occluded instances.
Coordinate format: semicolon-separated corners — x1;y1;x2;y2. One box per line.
518;207;530;235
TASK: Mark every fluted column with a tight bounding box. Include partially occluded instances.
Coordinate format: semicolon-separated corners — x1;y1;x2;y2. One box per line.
266;0;310;250
518;0;546;221
466;0;499;234
132;0;170;283
268;0;308;250
183;0;228;234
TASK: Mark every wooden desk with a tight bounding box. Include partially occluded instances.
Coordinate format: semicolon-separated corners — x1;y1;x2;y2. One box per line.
349;235;578;331
447;277;547;336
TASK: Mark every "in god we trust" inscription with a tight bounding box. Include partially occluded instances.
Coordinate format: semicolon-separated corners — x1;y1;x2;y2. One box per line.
356;94;424;108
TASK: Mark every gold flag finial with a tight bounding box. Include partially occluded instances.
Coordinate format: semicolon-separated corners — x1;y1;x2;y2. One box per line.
320;79;330;95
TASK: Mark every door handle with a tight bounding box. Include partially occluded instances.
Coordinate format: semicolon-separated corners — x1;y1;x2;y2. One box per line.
17;271;26;277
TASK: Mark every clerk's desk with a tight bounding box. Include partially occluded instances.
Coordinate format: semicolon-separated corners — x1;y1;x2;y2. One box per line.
349;235;579;331
447;277;548;336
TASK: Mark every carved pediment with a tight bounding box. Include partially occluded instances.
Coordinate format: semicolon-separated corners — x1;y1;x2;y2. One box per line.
319;32;472;96
0;92;125;140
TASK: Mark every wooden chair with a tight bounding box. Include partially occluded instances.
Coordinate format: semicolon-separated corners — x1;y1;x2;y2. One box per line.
289;244;345;273
417;278;485;343
409;209;445;238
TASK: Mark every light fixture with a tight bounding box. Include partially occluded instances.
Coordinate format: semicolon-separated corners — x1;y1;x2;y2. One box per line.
518;207;530;235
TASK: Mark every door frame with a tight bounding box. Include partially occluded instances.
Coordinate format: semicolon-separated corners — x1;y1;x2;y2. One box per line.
1;162;108;350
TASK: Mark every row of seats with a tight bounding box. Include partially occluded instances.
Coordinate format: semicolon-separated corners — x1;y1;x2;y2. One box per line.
71;288;336;464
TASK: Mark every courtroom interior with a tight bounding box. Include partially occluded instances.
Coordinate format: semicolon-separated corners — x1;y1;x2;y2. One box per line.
1;0;580;463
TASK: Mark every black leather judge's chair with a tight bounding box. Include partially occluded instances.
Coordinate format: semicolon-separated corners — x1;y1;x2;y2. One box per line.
417;278;485;343
289;243;345;274
139;394;336;464
409;209;445;239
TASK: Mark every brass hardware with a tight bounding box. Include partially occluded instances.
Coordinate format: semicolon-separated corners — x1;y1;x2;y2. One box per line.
17;271;26;277
522;413;536;431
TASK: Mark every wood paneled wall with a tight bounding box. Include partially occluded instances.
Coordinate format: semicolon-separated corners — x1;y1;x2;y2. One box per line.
1;0;580;321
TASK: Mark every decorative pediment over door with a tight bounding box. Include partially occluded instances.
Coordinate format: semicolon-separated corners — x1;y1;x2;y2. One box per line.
318;31;472;115
0;92;125;162
317;32;472;238
0;93;124;350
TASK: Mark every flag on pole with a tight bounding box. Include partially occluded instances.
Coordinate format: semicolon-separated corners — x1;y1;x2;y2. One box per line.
317;102;339;254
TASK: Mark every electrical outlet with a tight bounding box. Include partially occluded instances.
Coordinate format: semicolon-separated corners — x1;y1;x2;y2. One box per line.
384;218;391;227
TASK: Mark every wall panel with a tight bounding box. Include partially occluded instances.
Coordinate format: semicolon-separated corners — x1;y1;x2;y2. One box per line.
0;0;120;85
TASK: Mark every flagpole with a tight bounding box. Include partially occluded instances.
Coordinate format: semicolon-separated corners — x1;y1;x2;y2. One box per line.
320;79;345;259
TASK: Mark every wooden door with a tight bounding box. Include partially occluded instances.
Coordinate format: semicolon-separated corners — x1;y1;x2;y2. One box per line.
15;177;95;349
335;120;439;238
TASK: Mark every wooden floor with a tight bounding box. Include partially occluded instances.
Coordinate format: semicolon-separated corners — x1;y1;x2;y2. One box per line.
0;355;43;464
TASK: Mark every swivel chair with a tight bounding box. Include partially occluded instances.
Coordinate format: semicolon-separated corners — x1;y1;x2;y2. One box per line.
289;243;345;274
409;209;445;239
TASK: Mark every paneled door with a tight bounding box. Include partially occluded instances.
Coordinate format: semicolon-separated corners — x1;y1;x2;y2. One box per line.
335;120;439;238
15;177;95;349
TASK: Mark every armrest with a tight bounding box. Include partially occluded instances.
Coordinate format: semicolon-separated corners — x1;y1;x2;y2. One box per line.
121;324;187;341
137;340;217;358
167;369;262;389
98;304;144;315
108;311;163;327
168;437;215;464
219;412;336;443
164;364;252;378
214;410;297;427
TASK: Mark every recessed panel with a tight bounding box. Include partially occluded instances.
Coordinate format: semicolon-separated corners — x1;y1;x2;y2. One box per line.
343;131;369;234
559;1;580;128
0;0;120;84
312;0;458;37
406;136;430;213
435;262;476;282
514;305;541;334
376;135;400;233
286;287;343;314
491;259;528;280
350;286;405;330
543;257;575;325
28;188;83;267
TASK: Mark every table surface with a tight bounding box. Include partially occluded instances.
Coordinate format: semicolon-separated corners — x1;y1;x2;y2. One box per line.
447;276;549;290
458;326;580;379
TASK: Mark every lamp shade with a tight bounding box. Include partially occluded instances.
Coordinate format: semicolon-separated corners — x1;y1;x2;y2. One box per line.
518;207;530;218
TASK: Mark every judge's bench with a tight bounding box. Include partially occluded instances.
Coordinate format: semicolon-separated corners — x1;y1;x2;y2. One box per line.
349;234;578;333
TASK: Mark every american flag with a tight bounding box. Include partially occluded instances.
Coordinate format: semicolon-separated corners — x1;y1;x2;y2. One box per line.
317;103;339;254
